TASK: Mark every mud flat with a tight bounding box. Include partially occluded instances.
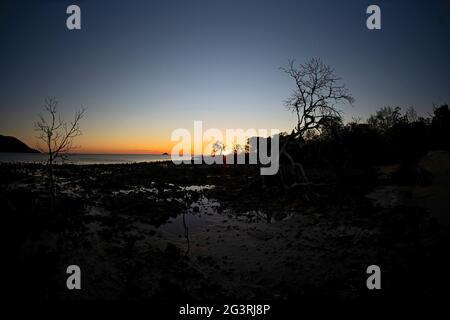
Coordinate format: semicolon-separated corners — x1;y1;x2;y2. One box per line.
1;156;449;302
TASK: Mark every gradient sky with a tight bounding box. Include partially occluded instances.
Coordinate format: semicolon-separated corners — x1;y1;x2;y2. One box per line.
0;0;449;153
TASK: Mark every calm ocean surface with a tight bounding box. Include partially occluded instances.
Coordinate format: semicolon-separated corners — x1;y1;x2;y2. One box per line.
0;153;174;165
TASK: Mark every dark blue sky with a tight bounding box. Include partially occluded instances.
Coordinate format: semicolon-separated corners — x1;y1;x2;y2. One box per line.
0;0;449;152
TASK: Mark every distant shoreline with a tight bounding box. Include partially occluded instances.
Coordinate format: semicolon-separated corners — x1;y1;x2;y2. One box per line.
0;153;177;165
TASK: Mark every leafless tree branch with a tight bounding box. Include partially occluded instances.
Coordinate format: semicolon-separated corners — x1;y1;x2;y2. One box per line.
275;58;354;192
34;97;86;210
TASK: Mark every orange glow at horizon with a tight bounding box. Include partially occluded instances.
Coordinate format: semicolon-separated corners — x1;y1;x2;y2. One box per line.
18;116;292;155
55;133;247;155
65;137;176;154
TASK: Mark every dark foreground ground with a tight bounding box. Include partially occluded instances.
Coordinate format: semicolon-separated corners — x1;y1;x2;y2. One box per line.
1;152;450;309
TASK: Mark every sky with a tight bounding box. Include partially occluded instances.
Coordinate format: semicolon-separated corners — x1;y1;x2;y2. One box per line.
0;0;449;153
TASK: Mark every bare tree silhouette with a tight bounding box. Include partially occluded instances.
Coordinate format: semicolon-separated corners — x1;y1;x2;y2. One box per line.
34;97;85;211
211;140;226;156
278;58;354;191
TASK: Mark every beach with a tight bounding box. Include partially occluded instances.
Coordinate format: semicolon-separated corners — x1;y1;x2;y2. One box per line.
2;152;449;302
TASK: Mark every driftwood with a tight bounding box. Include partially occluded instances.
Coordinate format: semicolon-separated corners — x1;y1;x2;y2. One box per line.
277;132;317;200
